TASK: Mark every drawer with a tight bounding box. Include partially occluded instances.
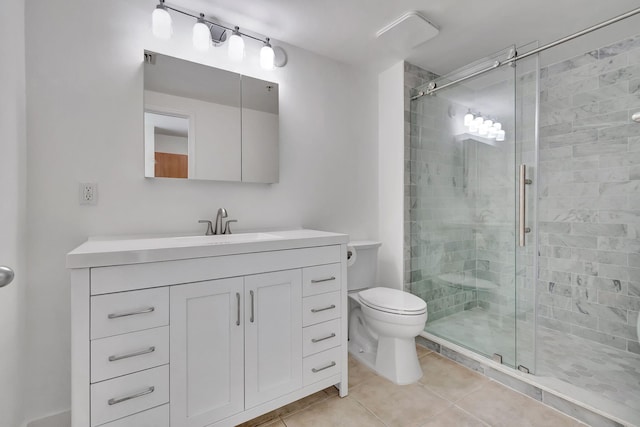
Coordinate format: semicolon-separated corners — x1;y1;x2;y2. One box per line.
302;263;341;296
302;291;341;327
91;365;169;427
91;288;169;339
91;327;169;383
303;346;342;386
303;318;341;357
100;404;169;427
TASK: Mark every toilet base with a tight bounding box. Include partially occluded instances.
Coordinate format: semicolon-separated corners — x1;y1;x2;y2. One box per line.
375;336;423;385
348;335;423;385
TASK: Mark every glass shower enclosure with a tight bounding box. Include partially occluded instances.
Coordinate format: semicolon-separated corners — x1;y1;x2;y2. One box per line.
407;45;539;370
408;29;640;424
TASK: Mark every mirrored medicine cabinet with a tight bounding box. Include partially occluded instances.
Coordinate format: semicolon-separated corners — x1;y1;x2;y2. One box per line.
143;51;279;183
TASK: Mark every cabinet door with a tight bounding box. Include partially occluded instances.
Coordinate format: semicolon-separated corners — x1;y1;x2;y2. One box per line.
170;278;244;427
244;270;302;408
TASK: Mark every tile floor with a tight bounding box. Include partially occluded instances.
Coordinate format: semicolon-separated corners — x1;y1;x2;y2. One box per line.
427;307;640;411
238;345;587;427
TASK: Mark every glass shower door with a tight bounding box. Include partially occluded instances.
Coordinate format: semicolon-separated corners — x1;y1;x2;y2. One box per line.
408;46;529;368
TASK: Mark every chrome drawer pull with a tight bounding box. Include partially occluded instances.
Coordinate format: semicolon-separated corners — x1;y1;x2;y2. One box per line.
312;361;336;373
311;304;336;313
108;346;156;362
108;306;155;319
311;276;336;284
108;386;155;406
311;333;336;343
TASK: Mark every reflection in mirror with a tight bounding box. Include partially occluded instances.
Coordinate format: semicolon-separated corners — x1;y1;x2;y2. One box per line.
143;51;279;183
144;52;241;181
241;77;279;183
144;112;190;178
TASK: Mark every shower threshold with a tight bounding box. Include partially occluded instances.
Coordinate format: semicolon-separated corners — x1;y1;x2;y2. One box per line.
419;331;640;427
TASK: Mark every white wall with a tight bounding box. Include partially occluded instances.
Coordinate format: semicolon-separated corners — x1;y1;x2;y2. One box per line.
377;62;405;289
24;0;378;422
0;0;27;426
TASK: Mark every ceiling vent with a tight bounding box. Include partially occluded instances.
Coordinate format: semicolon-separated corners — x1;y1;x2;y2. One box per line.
376;12;439;52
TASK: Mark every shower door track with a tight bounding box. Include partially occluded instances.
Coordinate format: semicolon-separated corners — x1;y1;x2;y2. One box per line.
411;6;640;100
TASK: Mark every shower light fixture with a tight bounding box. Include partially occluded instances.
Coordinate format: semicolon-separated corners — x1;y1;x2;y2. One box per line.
464;110;474;127
150;1;284;69
463;111;506;141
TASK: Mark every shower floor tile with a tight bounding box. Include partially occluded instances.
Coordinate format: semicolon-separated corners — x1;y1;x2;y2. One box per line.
426;307;640;416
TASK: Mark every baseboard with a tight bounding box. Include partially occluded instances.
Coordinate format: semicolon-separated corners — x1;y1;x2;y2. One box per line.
26;410;70;427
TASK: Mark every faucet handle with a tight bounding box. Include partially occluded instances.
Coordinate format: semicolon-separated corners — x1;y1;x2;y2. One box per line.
198;220;214;236
223;219;238;235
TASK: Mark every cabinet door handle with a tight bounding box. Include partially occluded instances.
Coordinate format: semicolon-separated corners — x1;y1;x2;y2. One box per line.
250;290;255;323
311;333;336;343
107;306;155;319
108;386;155;406
311;276;336;284
312;361;336;373
108;346;155;362
236;292;241;326
311;304;336;313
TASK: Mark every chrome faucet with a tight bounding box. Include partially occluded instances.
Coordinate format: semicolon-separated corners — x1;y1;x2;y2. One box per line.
214;208;228;235
199;208;237;235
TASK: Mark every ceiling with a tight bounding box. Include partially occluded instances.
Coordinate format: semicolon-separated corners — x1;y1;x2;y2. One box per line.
175;0;640;75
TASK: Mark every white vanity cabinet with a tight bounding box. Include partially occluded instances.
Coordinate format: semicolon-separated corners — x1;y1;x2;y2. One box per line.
68;230;348;427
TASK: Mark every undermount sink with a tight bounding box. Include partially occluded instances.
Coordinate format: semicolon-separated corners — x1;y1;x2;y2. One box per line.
167;232;283;245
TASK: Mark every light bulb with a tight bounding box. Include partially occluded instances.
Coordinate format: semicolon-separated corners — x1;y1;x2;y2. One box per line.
479;123;489;136
484;119;493;128
469;122;479;133
463;111;474;127
493;122;502;131
496;130;506;141
228;27;245;61
488;127;497;139
152;2;172;40
260;38;275;70
474;116;484;126
192;14;210;51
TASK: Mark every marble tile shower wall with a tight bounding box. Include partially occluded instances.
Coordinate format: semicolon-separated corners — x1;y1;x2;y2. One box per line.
405;63;478;322
537;34;640;355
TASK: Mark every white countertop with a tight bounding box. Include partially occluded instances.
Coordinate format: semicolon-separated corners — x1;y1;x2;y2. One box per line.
67;229;349;269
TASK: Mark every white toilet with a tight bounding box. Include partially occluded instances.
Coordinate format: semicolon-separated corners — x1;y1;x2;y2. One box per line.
347;241;428;385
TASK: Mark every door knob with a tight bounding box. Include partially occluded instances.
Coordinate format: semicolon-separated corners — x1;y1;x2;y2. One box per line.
0;266;15;288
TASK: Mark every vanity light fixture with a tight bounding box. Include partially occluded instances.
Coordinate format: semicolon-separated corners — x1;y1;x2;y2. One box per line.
260;38;275;70
151;0;173;40
193;14;211;51
150;1;284;70
228;27;245;61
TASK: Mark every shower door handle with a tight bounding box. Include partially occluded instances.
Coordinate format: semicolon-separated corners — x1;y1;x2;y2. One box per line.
519;164;532;247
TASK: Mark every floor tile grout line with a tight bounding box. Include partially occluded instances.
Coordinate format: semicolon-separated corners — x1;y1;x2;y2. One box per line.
348;394;391;427
451;404;494;427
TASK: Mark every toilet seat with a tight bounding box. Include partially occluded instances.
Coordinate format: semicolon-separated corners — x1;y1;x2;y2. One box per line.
358;287;426;316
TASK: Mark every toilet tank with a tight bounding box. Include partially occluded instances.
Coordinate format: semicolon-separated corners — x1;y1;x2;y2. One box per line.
347;241;382;292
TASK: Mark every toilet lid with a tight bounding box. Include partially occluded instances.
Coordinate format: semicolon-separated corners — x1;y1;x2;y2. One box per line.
358;287;427;315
